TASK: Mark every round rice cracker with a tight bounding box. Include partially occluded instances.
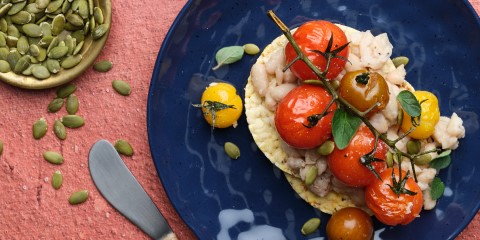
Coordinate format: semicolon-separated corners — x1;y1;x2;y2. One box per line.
245;24;412;215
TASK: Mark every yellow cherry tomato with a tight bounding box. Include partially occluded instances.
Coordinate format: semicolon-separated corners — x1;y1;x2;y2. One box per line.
199;82;243;128
401;91;440;139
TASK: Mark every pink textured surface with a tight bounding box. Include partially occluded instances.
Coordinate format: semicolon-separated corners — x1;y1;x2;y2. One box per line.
0;1;478;239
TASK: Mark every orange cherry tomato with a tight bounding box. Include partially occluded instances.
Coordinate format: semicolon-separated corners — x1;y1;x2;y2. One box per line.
274;84;336;149
285;20;349;81
326;207;373;240
327;125;387;187
365;168;423;226
338;69;390;115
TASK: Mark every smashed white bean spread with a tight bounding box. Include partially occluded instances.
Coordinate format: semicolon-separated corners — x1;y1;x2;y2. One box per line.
245;24;465;214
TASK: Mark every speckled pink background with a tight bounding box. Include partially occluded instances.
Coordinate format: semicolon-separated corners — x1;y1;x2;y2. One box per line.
0;1;478;239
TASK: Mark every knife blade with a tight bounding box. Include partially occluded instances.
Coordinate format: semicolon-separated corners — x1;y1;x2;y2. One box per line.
89;140;177;240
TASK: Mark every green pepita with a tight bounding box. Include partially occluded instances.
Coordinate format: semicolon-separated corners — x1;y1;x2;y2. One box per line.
61;0;70;13
0;34;5;47
114;139;134;156
56;83;75;98
51;170;63;189
66;12;82;26
223;142;240;159
11;10;32;24
36;0;51;9
6;36;18;48
0;59;10;72
61;114;84;128
33;117;47;139
7;24;20;38
22;23;42;37
13;55;30;73
406;140;421;155
243;43;260;55
317;140;334;156
0;3;12;18
47;97;63;112
46;35;58;53
60;53;81;68
29;44;40;56
65;93;78;114
72;39;82;54
43;150;63;164
6;49;20;68
301;218;321;235
47;45;68;58
0;18;7;33
414;154;433;166
93;60;112;72
38;35;52;47
17;36;29;54
77;0;87;19
0;47;8;60
45;58;60;73
51;14;64;35
112;80;131;96
31;64;49;79
304;166;318;186
8;1;26;16
22;63;36;74
68;190;89;205
46;0;63;13
70;29;83;42
93;6;102;24
26;3;42;14
39;22;51;36
53;119;66;140
92;23;108;40
386;151;394;167
36;46;46;61
65;34;74;55
392;56;409;68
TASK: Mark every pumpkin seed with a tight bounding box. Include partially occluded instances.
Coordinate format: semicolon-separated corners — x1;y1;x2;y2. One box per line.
77;0;87;19
65;93;78;114
223;142;240;159
38;35;52;47
11;10;31;24
29;43;39;56
112;80;131;96
61;114;84;128
93;6;102;24
13;55;30;73
72;39;82;54
0;3;12;18
68;190;89;205
60;53;80;68
46;0;62;13
34;14;47;24
66;12;82;26
7;24;20;38
301;218;321;235
243;43;260;55
87;0;92;15
93;60;111;72
0;59;10;72
16;36;29;54
36;46;46;61
0;18;7;33
65;34;74;55
304;166;318;186
392;56;409;68
51;14;64;35
46;35;58;53
63;21;80;31
70;0;79;11
45;58;60;73
6;49;20;68
317;140;334;156
386;151;394;167
70;29;83;42
53;119;66;140
92;23;108;40
6;35;18;47
33;117;47;139
0;34;5;47
26;3;42;14
406;140;421;155
56;83;75;97
7;1;25;15
51;170;63;189
43;150;63;164
47;97;63;112
114;139;134;156
36;0;51;9
47;45;67;58
414;154;433;166
88;15;94;34
61;0;70;13
32;64;49;79
22;23;42;37
0;47;8;60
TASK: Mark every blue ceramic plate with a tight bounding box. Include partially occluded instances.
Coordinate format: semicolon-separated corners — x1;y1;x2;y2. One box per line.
147;1;480;239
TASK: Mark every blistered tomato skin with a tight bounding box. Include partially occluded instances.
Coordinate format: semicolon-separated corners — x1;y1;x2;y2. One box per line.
339;69;390;115
200;83;243;128
284;20;349;81
274;84;336;149
327;125;387;187
365;168;423;226
326;207;373;240
401;91;440;139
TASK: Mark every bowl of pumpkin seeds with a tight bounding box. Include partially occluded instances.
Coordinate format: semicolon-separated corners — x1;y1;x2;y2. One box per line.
0;0;111;89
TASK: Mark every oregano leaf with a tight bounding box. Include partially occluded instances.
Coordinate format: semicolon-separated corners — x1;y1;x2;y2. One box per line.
332;108;362;150
397;90;421;117
429;154;452;170
430;177;445;200
213;46;244;70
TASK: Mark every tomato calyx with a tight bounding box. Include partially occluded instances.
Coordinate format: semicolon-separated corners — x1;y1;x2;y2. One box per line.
303;99;336;128
355;72;370;84
193;100;236;128
387;168;418;197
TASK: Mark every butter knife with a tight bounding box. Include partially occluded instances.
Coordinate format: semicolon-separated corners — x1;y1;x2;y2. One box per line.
89;140;177;240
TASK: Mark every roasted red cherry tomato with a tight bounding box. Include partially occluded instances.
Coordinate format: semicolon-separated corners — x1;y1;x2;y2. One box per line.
327;125;387;187
274;84;336;149
326;207;373;240
365;168;423;226
285;20;349;81
338;69;390;115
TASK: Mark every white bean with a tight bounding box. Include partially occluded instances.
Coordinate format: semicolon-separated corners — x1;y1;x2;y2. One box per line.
250;62;268;97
